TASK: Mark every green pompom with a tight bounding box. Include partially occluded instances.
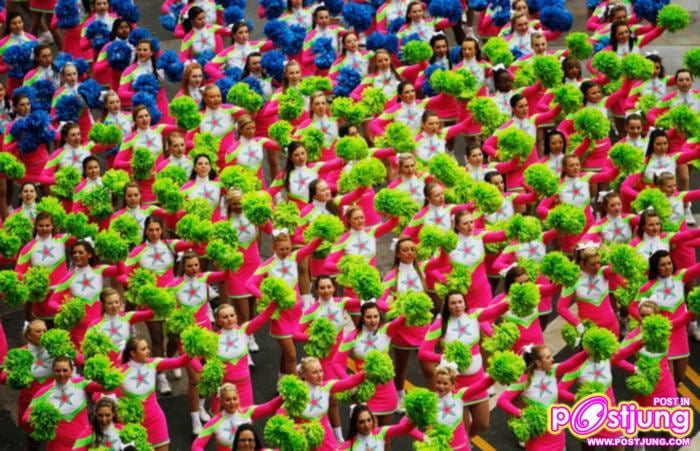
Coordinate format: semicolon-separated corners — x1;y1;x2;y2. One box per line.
153;178;184;213
470;181;504;214
468;97;508;136
278;375;309;417
117;396;145;424
636;94;658;116
554;84;584;115
176;214;213;243
330;97;368;126
626;353;660;395
575;380;607;402
219;165;261;192
336;256;384;301
508;282;539;317
413;424;453;451
360;87;387;115
94;230;129;263
23;266;50;303
533;55;563;89
299;127;325;161
272;201;301;234
684;48;700;78
522;404;548;437
482;37;514;67
54;296;86;330
688;286;700;314
544;204;586;235
29;400;60;441
82;186;114;220
81;329;118;358
380;122;416;153
613;285;639;308
269;120;293;148
417;225;456;260
592;51;621;79
487;350;526;385
182;325;219;359
89;123;123;145
4;213;33;246
509;417;531;443
83;354;124;390
4;348;34;389
608;243;647;283
404;388;438;429
299;76;332;96
64;212;98;240
227;82;264;113
482;321;520;353
279;88;305;121
300;420;325;449
164;307;196;335
154;165;188;187
132;147;155;181
124;268;157;303
573;107;610;140
443;341;473;372
514;63;536;89
609;143;644;174
364;350;395;384
0;152;26;179
428;154;464;188
343;157;387;191
264;415;306;451
540;251;579;286
40;328;77;359
102;169;130;198
582;326;619;362
169;96;202;130
517;258;541;281
0;230;21;258
602;77;622;96
259;276;297;315
207;240;244;271
497;127;534;161
36;197;68;229
657;4;690;32
374;188;420;220
354;380;377;402
51;166;81;199
430;68;478;100
621;53;655;81
435;265;472;299
641;314;671;354
303;318;337;358
565;32;593;60
135;285;176;318
239;191;272;226
656;105;700;138
335;136;370;161
561;323;580;348
389;292;433;326
197;359;225;396
119;424;152;451
109;214;141;247
631;187;672;226
506;214;542;243
402;40;433;64
184;198;213;220
303;214;344;242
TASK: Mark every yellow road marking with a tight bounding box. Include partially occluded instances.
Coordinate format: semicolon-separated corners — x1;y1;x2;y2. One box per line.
678;383;700;413
473;435;497;451
685;366;700;390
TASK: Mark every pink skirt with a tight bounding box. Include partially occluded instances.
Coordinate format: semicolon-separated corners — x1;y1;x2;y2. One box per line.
367;381;398;415
270;303;302;338
29;0;55;12
456;369;489;406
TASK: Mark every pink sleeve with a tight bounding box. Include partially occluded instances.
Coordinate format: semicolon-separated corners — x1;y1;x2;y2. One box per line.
374;216;399;237
638;26;665;48
533;104;562;125
611;339;643;365
384;417;415;440
461;375;495;401
556;293;581;327
497;385;523;417
670;228;700;246
482;134;497;157
296;237;323;260
156;354;191;371
555;350;588;378
191;416;218;451
535;195;555;220
245;304;276;335
478;300;509;322
251;396;283;419
330;372;365;393
417;320;442;364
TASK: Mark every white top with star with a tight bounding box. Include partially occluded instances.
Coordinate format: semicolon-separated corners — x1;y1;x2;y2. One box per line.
644;154;676;182
424;204;452;232
668;195;684;226
140;241;174;273
200;106;234;137
49;381;87;417
168;155;194;174
560;176;591;208
217;328;247;362
346;229;377;259
671;91;700;109
28;343;53;380
636;233;669;257
575;270;608;304
69;265;104;302
98;314;131;350
105;112;132;137
176;275;208;308
397;176;425;205
229;211;257;247
288;165;315;201
626;136;648;151
191;177;221;209
522;369;558;406
512;117;536;138
494;91;513;115
192;0;217;23
462;58;485;85
125;207;148;232
122;361;156;396
416;133;446;163
191;27;216;55
344;51;369;76
97;424;124;450
317;298;346;331
311;115;338;148
443;314;482;375
653;275;685;311
437;391;465;428
227;42;254;70
234;136;265;170
514;239;546;263
302;383;331;419
395;102;424;132
485;197;515;224
188;85;203;104
546;153;564;174
397;262;425;294
353;327;391;360
269;255;299;286
31;235;66;268
406;20;435;41
36;66;60;87
580;359;613;386
214;411;250;447
373;70;401;98
353;433;384;451
450;233;485;267
136;127;163;155
600;216;632;243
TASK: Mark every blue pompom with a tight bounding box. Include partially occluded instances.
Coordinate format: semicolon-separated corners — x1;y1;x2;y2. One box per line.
325;0;344;16
261;50;285;83
428;0;463;24
244;19;255;33
106;40;134;71
260;0;285;20
133;74;161;96
54;94;82;122
224;66;243;81
160;14;177;32
342;3;374;33
315;52;336;70
422;63;443;97
241;77;264;96
470;0;488;11
633;0;669;23
55;0;80;28
527;0;543;14
3;42;35;78
128;28;159;52
280;25;306;56
388;17;405;34
32;80;56;112
492;7;511;27
195;50;217;67
593;38;609;53
586;0;602;8
401;32;422;45
73;58;89;76
312;37;336;70
365;32;386;51
450;45;462;64
215;77;235;99
156;50;184;83
85;20;111;50
132;92;161;123
510;46;527;60
218;0;246;8
263;19;288;42
13;86;36;105
371;0;384;8
11;110;55;153
223;6;244;25
540;6;573;32
110;0;141;22
333;67;362;97
78;79;104;109
382;34;399;54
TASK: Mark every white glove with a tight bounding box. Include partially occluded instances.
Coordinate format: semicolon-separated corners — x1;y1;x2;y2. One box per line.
576;323;586;334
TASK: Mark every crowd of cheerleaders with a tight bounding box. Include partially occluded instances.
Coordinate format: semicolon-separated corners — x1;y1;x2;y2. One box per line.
0;0;698;450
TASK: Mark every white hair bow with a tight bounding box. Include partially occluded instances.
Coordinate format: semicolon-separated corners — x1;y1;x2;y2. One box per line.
390;237;399;252
521;343;534;355
624;110;643;118
98;90;110;102
492;63;506;72
575;241;600;251
645;50;659;56
272;228;289;237
596;190;611;203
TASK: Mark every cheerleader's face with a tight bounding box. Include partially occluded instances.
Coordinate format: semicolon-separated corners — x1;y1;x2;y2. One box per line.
432;39;448;58
37;48;53;68
66;127;81;146
36;217;54;238
106;94;121;113
311;95;328;117
290;146;307;166
15;97;31;116
399;84;416;104
625;119;642;139
408;4;423;23
548;134;564;155
564;158;581;178
611;9;627;23
660;178;676;196
428;184;445;206
461;41;476;60
513;98;529;119
605;196;622;217
194;156;211;177
362;307;381;331
247;55;262;74
304;361;324;386
85;160;101;180
375;53;391;72
130;340;151;363
316;278;335;300
136;43;153;63
581;255;601;275
535;348;554;372
652;136;669;156
532;36;547;55
657;255;674;278
489;174;505;193
135;109;151;129
422;115;440;134
349;209;365;231
313;180;331;202
447;293;466;316
103;293;122;316
315;10;330;28
95;406;114;428
399;157;416;177
95;0;109;14
227;193;242;213
189;69;204;88
20;184;37;204
116;22;131;40
565;62;581;80
643;216;661;237
585;85;602;104
273;238;292;259
71;245;92;268
125;186;141;208
221;389;240;413
285;64;302;85
62;66;78;86
233;25;249;45
204;87;222;109
435;373;453;397
240;121;255;139
145;221;163;243
169;137;186;158
616;26;630;44
216;306;238;330
237;430;256;450
183;257;200;277
344;33;359;53
356;411;374;435
514;17;529;34
52;361;73;385
290;0;302;8
9;15;23;34
513;0;528;14
193;12;207;30
676;72;693;93
397;240;417;264
653;62;661;78
26;322;47;345
456;213;474;236
467;148;483;167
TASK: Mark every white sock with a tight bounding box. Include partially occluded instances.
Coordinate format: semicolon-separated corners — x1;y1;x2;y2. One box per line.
199;398;206;410
190;411;201;426
333;426;344;442
398;389;406;398
157;373;168;382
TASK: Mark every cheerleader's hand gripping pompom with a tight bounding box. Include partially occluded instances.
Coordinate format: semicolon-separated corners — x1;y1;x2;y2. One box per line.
582;326;619;362
4;348;34;389
29;400;61;441
0;271;28;307
82;329;118;359
482;321;521;353
388;292;433;326
443;341;473;373
544;204;586;235
435;265;472;299
303;318;337;358
404;388;439;430
540;251;579;286
54;296;86;330
182;325;219;359
657;4;690;32
364;350;395;384
278;375;309;417
40;328;77;359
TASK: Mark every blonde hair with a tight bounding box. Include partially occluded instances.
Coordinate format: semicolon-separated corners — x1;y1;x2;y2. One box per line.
236;114;255;130
398;153;416;168
299;356;321;378
639;298;660;315
575;246;599;265
345;205;363;222
219;383;238;396
435;364;457;382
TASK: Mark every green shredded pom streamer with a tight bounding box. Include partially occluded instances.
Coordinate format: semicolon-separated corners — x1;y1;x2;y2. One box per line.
388;292;433;326
468;97;508;136
404;388;438;430
4;348;35;389
573;107;610;140
23;266;50;303
299;127;325;161
544;204;586;235
118;396;145;424
656;105;700;139
278;88;305;121
443;341;473;373
336;256;384;301
582;326;619;362
269;120;293;149
641;314;671;354
0;230;21;258
132;147;156;181
29;399;60;441
36;197;68;229
220;165;262;192
509;416;531;442
506;214;542;243
181;325;219;359
339;157;386;192
164;307;196;336
83;354;124;390
487;350;526;385
109;214;141;247
435;265;472;299
335;136;370;161
82;329;118;358
626;353;661;395
373;188;420;221
176;214;213;243
303;214;345;242
470;181;504;214
330;97;368;126
153;178;184;213
592;51;621;79
0;152;26;179
54;296;86;330
631;187;672;226
63;212;98;240
299;76;333;96
95;230;129;263
497;128;534;161
565;32;593;60
430;68;478;100
508;282;540;317
482;322;520;353
417;225;458;260
82;186;114;220
554;84;584;115
428;154;465;188
684;48;700;78
609;143;644;174
119;424;152;451
303;318;337;358
522;404;548;438
89;123;123;145
169;96;202;130
360;87;387;115
540;251;579;286
51;166;81;199
414;424;454;451
227;82;264;113
657;4;690;32
40;328;77;359
241;191;273;226
4;213;33;245
278;375;309;418
402;40;433;64
271;200;301;234
257;276;298;317
482;37;514;68
562;323;581;348
154;165;188;186
206;240;244;271
576;381;608;402
379;122;416;153
533;55;563;89
364;350;395;384
688;286;700;314
197;359;225;396
621;53;655;81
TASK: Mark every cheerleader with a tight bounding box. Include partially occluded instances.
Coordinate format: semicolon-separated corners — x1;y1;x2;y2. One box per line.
46;239;119;345
92;19;134;89
174;63;204;104
618;112;648;149
412;111;470;165
630;209;700;260
40;122;111;184
117;337;191;450
192;383;282;450
186;85;244;158
329;31;371;79
78;0;116;61
628;54;672;106
72;397;125;451
224;114;281;183
181;153;225;210
453;37;489;89
503;13;560;58
22;44;60;87
375;0;410;33
240;52;273;101
100;90;133;140
279;0;314;30
16;212;71;321
8;182;39;221
497;344;589;450
301;6;345;76
340;405;416;450
118;39;169;112
397;1;451;43
22;356;105;451
351;49;403;101
387;154;428;206
156;131;193;174
167;251;224;330
584;191;636;244
245;230;322;375
540;130;567;174
71;156;110;230
605;20;664;58
205;21;273;79
419;291;507;436
403;181;469;238
50;62;94;138
256;60;309;137
0;12;38;95
649;69;700;122
654;171;700;232
557;244;624;336
110;182;169;235
295;92;340;159
179;6;226;62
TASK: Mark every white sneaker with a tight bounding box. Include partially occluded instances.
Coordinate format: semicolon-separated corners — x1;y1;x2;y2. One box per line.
488;386;496;396
689;322;700;342
39;30;54;44
248;354;255;367
685;205;696;226
199;407;211;423
248;335;259;352
396;391;406;414
157;374;172;395
191;416;202;435
172;368;182;379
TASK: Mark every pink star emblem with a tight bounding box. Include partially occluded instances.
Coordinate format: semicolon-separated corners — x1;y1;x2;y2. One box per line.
151;250;164;263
